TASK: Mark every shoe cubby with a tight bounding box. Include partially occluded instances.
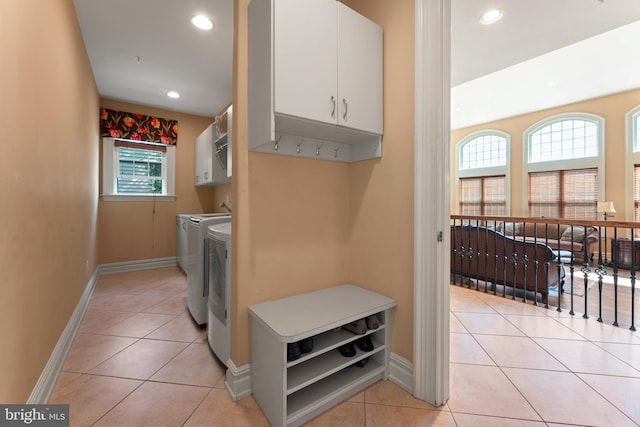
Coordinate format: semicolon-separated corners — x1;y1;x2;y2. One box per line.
249;284;396;427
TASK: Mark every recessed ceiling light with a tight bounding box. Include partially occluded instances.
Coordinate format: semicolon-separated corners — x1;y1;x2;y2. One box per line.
167;91;180;99
455;107;462;112
191;15;213;30
546;80;556;87
480;9;503;25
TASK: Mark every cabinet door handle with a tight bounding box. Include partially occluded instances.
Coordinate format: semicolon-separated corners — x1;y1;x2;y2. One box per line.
204;172;209;180
331;96;336;118
342;98;348;120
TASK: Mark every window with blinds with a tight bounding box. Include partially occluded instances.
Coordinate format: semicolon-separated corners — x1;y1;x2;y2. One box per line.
634;165;640;222
114;140;166;194
528;168;598;219
460;176;506;216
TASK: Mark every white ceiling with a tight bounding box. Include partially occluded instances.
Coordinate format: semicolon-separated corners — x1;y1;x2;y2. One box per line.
452;0;640;129
73;0;640;127
73;0;233;118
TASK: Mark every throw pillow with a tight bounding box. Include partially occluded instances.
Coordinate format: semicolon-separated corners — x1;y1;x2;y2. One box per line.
561;226;585;242
503;222;520;236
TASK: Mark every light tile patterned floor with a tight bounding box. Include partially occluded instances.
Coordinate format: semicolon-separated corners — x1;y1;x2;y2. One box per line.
49;268;640;426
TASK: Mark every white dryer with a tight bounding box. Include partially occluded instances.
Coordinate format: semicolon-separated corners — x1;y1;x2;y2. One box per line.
207;222;231;365
186;214;231;325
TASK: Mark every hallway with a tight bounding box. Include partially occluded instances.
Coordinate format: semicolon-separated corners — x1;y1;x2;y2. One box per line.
49;268;640;426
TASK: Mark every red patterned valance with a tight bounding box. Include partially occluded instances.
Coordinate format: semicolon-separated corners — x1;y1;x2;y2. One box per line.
100;108;178;145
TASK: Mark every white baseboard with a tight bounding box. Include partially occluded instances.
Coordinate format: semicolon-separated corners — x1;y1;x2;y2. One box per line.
99;256;177;275
389;352;414;395
225;360;252;401
31;258;416;407
220;352;414;403
27;269;100;404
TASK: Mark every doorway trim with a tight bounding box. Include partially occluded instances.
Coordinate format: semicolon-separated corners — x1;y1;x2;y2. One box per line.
413;0;451;405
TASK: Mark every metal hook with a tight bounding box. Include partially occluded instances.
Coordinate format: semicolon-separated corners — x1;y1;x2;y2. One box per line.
333;145;340;158
296;138;304;154
316;143;323;157
274;135;282;151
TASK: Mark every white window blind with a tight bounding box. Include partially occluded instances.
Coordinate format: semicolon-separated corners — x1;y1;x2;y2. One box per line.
460;175;506;216
529;168;598;219
114;139;166;195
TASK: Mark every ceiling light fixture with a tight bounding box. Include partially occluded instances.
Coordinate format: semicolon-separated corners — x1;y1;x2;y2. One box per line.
191;15;213;30
167;91;180;99
546;80;556;87
480;9;503;25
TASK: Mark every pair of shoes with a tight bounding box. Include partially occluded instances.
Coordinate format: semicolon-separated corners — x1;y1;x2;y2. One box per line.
365;314;380;330
338;342;356;357
343;315;381;335
287;337;314;361
342;319;367;335
299;337;313;354
356;335;374;352
356;357;369;368
287;343;300;361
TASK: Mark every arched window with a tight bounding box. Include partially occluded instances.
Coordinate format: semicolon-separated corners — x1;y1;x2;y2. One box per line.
626;105;640;221
456;131;509;215
524;113;604;219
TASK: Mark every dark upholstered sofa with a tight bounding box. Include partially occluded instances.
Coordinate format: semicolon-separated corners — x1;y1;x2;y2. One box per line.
492;222;599;263
451;225;566;304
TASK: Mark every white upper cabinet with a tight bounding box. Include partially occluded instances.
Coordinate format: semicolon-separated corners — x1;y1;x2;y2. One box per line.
337;2;383;135
274;0;338;125
194;106;231;187
249;0;383;162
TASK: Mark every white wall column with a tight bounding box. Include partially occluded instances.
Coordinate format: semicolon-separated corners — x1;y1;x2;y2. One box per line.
413;0;451;405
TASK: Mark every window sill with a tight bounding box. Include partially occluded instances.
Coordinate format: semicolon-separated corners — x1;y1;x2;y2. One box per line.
102;194;176;202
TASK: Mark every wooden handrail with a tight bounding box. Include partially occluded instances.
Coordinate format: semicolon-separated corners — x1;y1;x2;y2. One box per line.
450;215;639;230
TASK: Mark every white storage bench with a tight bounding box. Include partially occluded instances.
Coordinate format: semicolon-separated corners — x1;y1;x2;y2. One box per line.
248;284;397;426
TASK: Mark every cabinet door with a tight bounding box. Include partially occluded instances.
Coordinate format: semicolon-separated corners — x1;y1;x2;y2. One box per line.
337;3;383;134
195;125;214;186
194;131;203;185
274;0;338;125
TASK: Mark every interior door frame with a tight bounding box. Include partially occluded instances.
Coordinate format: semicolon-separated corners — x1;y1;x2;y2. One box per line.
413;0;451;405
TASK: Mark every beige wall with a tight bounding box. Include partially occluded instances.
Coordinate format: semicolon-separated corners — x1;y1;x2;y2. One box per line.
98;99;231;264
344;0;416;361
0;0;99;402
451;89;640;220
231;0;416;365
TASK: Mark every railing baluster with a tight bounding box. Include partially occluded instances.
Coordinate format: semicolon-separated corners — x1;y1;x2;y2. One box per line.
475;225;481;291
493;224;498;297
511;221;518;300
533;223;539;306
631;229;636;332
569;226;575;316
582;262;591;319
502;231;507;299
484;224;490;293
612;227;619;327
522;222;528;303
544;224;550;309
447;215;637;328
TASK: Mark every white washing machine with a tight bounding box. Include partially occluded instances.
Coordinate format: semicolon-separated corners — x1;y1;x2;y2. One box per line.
207;222;231;366
186;214;231;325
175;214;191;273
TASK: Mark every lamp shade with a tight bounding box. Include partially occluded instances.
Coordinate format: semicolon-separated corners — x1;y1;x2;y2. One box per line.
597;201;616;213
